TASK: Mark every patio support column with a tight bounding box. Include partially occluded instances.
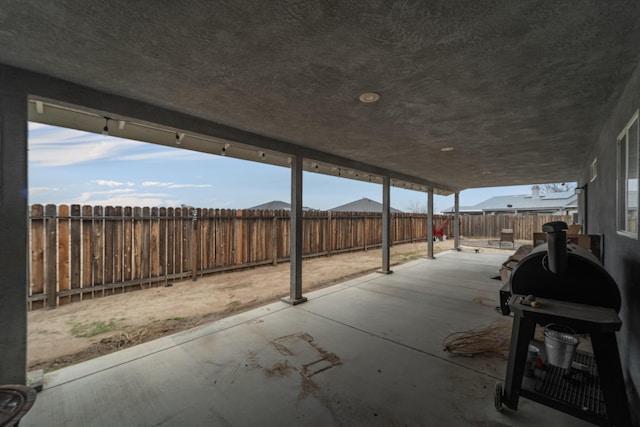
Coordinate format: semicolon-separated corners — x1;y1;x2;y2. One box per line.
0;85;28;384
283;155;307;305
454;192;460;250
427;189;435;259
378;175;392;274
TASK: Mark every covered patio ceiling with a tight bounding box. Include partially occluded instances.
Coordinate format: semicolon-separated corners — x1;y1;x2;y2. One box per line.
2;1;640;193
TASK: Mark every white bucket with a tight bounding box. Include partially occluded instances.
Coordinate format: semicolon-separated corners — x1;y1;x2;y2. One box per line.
544;324;579;370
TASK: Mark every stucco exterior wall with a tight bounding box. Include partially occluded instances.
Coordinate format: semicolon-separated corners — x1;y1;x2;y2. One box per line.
582;60;640;412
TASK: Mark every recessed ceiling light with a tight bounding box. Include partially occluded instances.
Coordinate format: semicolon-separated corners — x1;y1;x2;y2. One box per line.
440;147;454;152
359;92;381;103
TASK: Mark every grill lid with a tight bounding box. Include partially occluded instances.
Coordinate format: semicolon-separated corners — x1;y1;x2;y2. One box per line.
509;222;621;312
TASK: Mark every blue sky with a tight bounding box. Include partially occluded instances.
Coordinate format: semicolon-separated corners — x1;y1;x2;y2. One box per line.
28;122;541;212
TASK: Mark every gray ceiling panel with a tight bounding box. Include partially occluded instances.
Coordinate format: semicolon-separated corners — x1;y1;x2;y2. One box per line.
1;1;639;192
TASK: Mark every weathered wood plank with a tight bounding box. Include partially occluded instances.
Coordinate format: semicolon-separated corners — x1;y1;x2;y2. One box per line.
166;208;175;276
82;205;93;299
113;206;124;285
92;206;104;296
191;208;199;281
133;207;143;289
58;204;71;305
180;207;189;273
206;209;215;270
141;207;151;286
103;206;115;293
123;207;133;288
159;207;167;278
44;204;58;308
30;205;45;309
69;204;81;303
151;207;159;281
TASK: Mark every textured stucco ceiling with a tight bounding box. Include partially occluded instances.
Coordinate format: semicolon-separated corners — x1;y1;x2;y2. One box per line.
1;1;640;192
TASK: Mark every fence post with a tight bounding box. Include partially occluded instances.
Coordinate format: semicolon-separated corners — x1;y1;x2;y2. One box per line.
70;204;81;302
58;204;70;305
104;206;115;292
192;208;198;281
113;206;123;288
141;207;151;287
151;207;160;282
272;214;278;265
30;205;44;310
92;206;104;297
159;207;167;285
45;204;57;308
82;205;93;299
122;206;133;290
327;211;332;256
363;214;368;251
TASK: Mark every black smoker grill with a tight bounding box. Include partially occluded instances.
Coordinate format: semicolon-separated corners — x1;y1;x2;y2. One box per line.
505;221;620;314
495;221;635;426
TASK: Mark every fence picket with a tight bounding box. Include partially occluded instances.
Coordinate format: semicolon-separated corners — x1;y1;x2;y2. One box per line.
122;207;133;289
70;204;81;302
92;206;104;295
82;205;93;299
30;205;45;310
45;204;57;308
58;205;71;305
133;207;142;288
114;206;124;285
166;208;175;278
104;206;115;293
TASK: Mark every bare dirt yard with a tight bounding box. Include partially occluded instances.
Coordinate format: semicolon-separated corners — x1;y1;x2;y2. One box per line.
28;238;523;373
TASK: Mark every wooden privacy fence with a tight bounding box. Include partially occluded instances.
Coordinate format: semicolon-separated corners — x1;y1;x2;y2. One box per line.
28;205;454;310
28;204;572;310
459;214;572;241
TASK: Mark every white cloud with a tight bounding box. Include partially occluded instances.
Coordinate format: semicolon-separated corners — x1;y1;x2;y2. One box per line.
75;188;167;204
28;125;180;167
142;181;172;187
29;126;110;145
29;139;137;167
29;186;59;194
167;183;212;189
90;180;135;187
75;194;167;207
28;187;60;203
29;124;215;168
142;181;212;189
77;189;134;203
118;150;209;161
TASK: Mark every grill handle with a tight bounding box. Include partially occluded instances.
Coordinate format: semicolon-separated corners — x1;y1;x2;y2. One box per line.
542;221;568;274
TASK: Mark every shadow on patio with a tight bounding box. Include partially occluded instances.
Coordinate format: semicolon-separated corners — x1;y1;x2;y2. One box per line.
21;250;591;426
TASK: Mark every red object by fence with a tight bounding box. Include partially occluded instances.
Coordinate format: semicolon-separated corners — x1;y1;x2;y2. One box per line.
433;217;451;240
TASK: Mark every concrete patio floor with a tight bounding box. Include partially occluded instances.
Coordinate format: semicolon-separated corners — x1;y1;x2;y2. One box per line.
21;250;592;426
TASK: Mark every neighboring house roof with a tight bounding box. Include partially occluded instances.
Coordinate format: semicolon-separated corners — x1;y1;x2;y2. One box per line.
247;200;315;211
443;187;577;214
445;206;481;214
329;197;403;213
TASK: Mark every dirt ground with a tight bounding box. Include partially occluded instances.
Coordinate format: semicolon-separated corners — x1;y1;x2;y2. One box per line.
28;238;522;373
